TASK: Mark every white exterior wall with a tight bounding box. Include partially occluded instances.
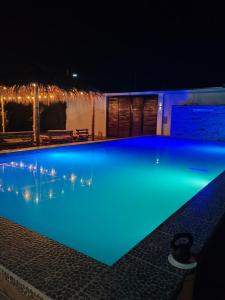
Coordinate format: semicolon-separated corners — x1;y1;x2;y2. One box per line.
156;93;164;135
162;89;225;136
66;95;107;137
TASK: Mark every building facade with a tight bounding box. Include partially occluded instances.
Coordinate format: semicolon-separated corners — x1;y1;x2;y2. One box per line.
66;87;225;141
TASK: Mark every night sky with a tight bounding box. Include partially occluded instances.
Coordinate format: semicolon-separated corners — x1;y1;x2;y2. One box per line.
0;2;225;92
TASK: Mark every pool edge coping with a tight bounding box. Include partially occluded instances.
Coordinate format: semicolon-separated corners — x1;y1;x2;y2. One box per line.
0;264;52;300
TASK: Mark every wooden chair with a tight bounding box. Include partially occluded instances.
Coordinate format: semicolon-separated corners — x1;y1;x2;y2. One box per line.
76;129;89;141
41;130;75;144
0;131;34;147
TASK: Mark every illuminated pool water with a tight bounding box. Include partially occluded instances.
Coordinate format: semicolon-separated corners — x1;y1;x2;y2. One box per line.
0;136;225;265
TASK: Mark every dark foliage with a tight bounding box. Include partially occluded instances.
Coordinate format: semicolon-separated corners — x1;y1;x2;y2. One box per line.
2;102;66;133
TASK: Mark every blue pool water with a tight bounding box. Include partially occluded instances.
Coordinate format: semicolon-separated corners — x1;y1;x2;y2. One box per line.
1;136;225;265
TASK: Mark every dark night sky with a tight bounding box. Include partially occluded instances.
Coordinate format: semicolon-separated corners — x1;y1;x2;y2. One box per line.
0;2;225;92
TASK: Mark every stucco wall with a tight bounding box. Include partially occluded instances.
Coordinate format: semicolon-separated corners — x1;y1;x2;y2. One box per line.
66;95;106;137
171;105;225;141
162;90;225;136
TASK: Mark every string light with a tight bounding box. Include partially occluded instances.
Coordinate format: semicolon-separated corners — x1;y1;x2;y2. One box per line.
0;84;103;105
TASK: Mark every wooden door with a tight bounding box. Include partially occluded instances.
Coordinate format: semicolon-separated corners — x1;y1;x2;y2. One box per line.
107;95;158;137
107;97;119;137
143;97;158;135
131;97;143;136
118;97;131;137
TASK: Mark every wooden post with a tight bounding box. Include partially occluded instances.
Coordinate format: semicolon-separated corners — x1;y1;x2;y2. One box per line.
91;95;95;141
33;84;40;146
1;95;5;133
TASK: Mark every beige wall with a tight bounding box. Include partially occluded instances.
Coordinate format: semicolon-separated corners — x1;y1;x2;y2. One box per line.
162;90;225;136
66;94;107;137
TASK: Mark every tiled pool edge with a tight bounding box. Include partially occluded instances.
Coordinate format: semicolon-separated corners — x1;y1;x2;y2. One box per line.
0;264;51;300
0;138;118;155
1;171;225;298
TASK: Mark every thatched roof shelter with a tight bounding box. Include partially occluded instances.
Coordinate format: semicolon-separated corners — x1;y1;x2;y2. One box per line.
0;83;102;104
0;83;104;144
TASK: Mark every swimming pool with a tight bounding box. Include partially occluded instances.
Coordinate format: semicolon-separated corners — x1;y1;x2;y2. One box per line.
0;136;225;265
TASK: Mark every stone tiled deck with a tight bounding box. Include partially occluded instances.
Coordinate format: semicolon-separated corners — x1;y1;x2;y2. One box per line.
1;143;225;299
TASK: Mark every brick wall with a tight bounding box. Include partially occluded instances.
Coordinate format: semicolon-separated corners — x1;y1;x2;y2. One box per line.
171;105;225;141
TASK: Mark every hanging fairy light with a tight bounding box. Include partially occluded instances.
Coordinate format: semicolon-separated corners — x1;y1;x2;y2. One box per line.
0;83;104;105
